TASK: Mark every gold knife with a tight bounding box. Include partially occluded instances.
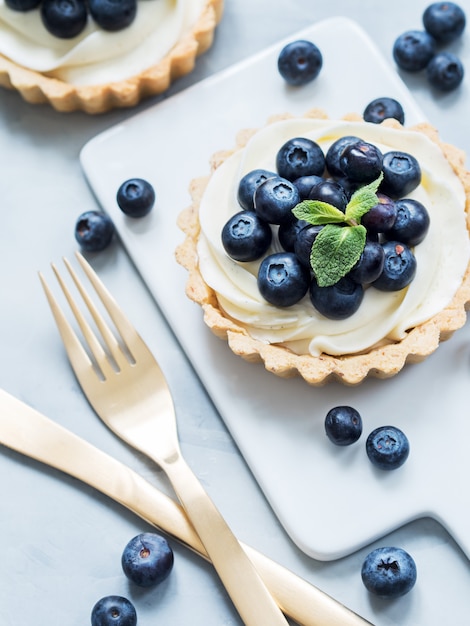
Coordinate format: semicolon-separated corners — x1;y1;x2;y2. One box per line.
0;389;371;626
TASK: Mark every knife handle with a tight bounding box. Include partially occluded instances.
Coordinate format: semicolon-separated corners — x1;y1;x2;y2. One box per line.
0;389;371;626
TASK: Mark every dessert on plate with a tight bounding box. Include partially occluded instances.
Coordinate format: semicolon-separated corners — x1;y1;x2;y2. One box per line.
176;109;470;385
0;0;223;113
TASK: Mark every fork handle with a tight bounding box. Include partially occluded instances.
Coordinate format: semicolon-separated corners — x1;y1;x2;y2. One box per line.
161;453;290;626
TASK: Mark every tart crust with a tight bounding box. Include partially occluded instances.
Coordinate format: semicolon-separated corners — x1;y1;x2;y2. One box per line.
176;109;470;385
0;0;223;114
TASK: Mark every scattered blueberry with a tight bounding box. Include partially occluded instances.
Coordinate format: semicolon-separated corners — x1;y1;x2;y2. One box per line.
310;275;364;320
88;0;136;31
254;176;300;225
238;169;277;211
380;150;421;199
325;406;363;446
116;178;155;218
221;211;272;262
41;0;88;39
277;39;323;86
361;546;417;598
365;425;410;470
276;137;325;181
121;532;174;588
349;240;385;285
393;30;436;72
423;2;466;43
339;140;383;183
363;97;405;125
426;51;465;91
372;241;417;291
74;210;114;252
5;0;41;9
325;136;361;178
257;252;310;307
91;596;137;626
384;198;430;246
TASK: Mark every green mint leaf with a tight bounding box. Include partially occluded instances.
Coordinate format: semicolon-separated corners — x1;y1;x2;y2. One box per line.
310;224;367;287
345;172;383;223
292;200;346;226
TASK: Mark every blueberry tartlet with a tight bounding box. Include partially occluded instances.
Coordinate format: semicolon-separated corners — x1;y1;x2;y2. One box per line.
176;110;470;385
0;0;223;113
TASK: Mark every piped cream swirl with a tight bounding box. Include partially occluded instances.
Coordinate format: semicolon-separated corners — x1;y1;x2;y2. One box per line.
0;0;205;85
197;118;470;357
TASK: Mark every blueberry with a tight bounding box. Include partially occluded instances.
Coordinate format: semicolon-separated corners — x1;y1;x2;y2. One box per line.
310;275;364;320
325;136;361;178
254;176;300;225
74;211;114;252
116;178;155;217
349;241;385;285
365;230;380;243
384;198;430;246
324;406;363;446
361;547;417;598
293;174;324;199
41;0;88;38
423;2;466;43
393;30;436;72
363;97;405;125
121;532;174;588
308;180;348;212
361;193;397;234
372;241;417;291
339;140;383;183
257;252;310;307
380;151;421;199
278;217;309;252
335;176;361;200
426;51;465;91
91;596;137;626
237;169;277;211
221;211;272;262
5;0;41;10
366;425;410;470
294;224;323;267
88;0;137;31
276;137;325;181
277;39;323;86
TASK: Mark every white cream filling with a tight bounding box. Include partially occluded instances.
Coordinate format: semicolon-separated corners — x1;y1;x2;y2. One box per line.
197;118;470;357
0;0;206;85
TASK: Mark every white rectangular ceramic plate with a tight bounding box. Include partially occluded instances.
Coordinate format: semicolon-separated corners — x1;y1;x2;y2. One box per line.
81;17;470;561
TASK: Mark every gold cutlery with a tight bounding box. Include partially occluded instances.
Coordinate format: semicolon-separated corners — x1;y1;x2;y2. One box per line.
0;388;371;626
39;252;290;625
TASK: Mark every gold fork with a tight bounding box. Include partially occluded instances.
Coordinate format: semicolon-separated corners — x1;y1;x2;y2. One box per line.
39;252;290;626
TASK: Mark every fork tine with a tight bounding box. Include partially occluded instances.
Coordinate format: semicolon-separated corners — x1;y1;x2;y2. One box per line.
40;264;117;381
38;270;100;380
52;262;119;378
74;252;144;361
61;257;130;372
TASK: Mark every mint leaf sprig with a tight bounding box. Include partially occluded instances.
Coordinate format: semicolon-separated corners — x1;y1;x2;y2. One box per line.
292;173;383;287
